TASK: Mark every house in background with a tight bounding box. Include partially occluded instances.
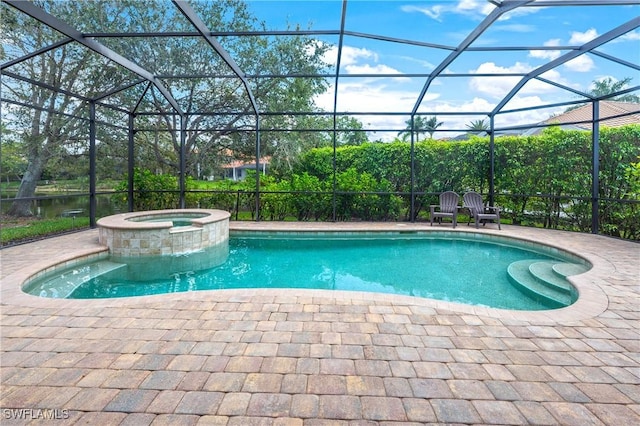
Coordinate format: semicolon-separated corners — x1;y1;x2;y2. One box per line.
222;157;269;181
449;101;640;140
526;101;640;135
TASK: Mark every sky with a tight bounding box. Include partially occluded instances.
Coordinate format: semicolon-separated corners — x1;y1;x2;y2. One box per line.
245;0;640;140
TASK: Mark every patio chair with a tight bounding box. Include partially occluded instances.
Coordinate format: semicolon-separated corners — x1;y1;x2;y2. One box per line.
463;191;501;229
430;191;460;228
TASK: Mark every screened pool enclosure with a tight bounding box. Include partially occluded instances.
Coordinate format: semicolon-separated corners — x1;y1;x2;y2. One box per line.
1;0;639;239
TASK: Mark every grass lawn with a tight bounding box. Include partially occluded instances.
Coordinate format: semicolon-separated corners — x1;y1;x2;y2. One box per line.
1;215;90;247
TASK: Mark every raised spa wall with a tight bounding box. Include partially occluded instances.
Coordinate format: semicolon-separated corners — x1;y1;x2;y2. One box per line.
97;209;230;257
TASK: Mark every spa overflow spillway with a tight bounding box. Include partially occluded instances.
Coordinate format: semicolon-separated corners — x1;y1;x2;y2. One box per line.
23;229;590;310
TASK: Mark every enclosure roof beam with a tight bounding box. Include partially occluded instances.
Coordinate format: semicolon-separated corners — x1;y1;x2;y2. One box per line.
134;110;493;118
517;0;640;6
3;0;183;116
498;98;596;115
1;95;131;128
333;1;348;123
1;38;72;70
172;0;259;117
87;30;341;38
595;84;640;102
2;71;135;114
344;31;452;50
132;82;154;115
590;50;640;72
91;78;147;102
492;16;640;115
155;72;532;80
534;76;592;100
86;28;453;51
2;70;91;102
410;0;533;116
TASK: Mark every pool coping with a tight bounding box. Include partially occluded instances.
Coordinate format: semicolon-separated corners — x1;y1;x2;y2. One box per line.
95;208;230;230
1;221;635;325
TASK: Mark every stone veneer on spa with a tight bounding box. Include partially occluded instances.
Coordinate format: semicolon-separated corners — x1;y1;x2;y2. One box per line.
97;209;230;256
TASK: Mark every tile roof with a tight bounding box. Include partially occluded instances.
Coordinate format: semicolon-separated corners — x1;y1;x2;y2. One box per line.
544;101;640;129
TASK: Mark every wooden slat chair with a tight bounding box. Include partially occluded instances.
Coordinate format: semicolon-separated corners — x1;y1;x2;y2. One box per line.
430;191;460;228
463;191;501;229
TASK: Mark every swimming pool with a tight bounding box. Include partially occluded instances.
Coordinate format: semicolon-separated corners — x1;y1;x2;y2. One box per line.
23;232;589;310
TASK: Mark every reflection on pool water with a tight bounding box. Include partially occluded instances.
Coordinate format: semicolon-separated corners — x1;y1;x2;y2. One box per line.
23;233;589;310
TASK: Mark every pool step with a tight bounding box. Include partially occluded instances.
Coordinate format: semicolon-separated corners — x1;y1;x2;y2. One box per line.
32;260;126;298
507;260;584;308
552;262;590;278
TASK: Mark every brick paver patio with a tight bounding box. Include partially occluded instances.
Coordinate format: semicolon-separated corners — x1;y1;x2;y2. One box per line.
1;222;638;425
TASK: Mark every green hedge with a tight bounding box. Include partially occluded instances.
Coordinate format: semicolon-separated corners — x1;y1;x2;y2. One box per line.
293;125;639;238
113;168;182;210
117;125;640;240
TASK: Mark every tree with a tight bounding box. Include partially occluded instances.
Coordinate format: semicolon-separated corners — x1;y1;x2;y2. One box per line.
147;6;331;179
397;116;443;141
589;77;639;102
0;125;27;183
564;77;640;113
466;119;490;134
2;1;134;216
2;0;330;216
424;116;444;139
261;115;368;177
335;116;369;146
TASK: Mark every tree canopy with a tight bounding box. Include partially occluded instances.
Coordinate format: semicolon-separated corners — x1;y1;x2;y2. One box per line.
397;116;443;141
1;0;333;215
590;77;640;103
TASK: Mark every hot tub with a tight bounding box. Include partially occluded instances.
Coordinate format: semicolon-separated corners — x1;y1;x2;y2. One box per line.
97;209;230;256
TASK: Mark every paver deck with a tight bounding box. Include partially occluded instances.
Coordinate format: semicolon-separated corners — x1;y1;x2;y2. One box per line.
1;222;639;425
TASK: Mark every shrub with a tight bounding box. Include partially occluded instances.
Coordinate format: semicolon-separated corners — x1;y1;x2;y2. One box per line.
113;168;179;210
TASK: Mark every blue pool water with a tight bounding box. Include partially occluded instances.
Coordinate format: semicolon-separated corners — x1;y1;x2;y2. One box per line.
24;233;580;310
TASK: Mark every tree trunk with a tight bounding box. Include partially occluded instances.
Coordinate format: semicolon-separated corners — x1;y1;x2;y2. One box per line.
7;156;46;217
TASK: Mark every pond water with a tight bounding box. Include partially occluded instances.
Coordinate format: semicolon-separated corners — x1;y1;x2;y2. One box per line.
1;194;118;218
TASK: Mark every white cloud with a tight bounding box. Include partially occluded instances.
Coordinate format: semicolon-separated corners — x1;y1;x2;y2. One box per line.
528;31;595;72
609;29;640;44
317;44;420;121
312;20;597;140
569;28;598;44
344;64;410;82
492;24;536;33
316;80;438;114
456;0;495;17
315;78;569;141
323;45;378;67
618;30;640;42
401;0;495;22
529;39;562;61
314;81;441;141
414;95;558;138
563;55;595;72
400;4;446;22
496;3;543;21
538;69;577;90
495;95;565;127
399;56;436;71
422;94;566;136
469;62;533;98
468;62;579;100
420;96;494;117
322;45;410;84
